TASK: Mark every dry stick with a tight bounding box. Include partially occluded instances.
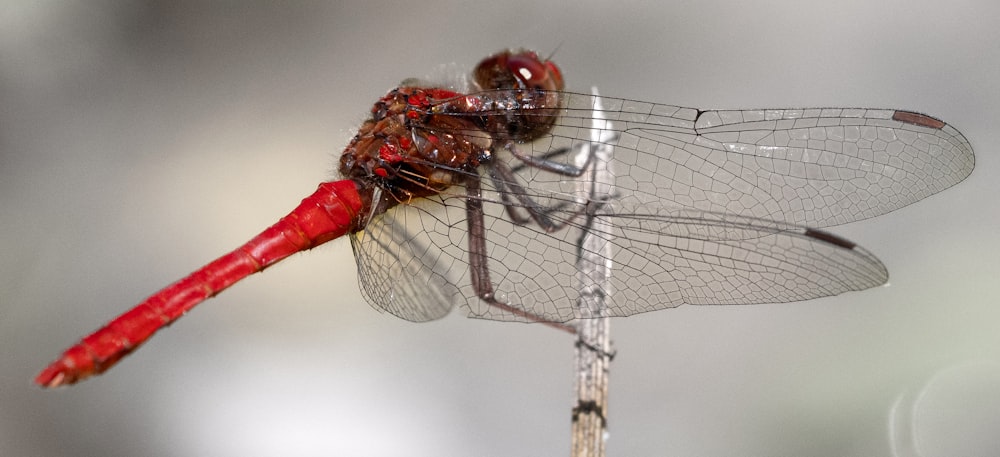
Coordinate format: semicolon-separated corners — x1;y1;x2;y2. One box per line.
571;88;616;457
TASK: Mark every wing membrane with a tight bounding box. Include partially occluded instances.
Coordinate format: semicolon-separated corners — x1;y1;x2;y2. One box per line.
437;90;975;227
349;198;463;322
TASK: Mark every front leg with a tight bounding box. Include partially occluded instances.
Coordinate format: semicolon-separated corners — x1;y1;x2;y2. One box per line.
489;158;599;233
506;141;595;177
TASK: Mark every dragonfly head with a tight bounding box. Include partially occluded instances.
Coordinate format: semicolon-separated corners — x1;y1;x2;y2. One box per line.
473;49;564;92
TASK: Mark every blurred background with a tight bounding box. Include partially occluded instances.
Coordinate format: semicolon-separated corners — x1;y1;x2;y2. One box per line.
2;1;998;456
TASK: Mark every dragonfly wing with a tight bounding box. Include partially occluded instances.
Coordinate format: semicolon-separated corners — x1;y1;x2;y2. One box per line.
593;207;888;314
349;200;463;322
416;188;889;321
519;92;975;227
413;176;889;322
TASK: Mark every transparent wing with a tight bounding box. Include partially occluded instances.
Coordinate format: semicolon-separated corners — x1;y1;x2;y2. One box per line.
470;177;889;321
352;179;888;323
592;207;888;314
437;90;975;227
349;197;463;322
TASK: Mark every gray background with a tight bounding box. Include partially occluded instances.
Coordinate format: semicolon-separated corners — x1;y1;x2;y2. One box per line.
2;1;998;456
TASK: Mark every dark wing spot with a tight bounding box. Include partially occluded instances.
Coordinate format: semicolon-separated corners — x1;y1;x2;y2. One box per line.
804;228;856;250
892;110;946;129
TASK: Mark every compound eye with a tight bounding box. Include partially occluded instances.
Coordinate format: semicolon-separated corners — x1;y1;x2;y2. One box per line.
507;54;550;89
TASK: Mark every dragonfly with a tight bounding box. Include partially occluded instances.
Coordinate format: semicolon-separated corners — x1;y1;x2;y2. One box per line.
36;49;975;387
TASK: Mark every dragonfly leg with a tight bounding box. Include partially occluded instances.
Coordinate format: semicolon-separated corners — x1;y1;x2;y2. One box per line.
492;129;619;232
486;169;533;225
465;176;576;333
506;140;595;177
489;159;598;233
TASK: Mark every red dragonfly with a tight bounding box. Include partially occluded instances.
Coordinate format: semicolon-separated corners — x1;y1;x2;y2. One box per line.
36;49;975;387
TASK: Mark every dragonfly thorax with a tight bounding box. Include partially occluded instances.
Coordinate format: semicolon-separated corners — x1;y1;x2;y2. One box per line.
338;87;492;206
